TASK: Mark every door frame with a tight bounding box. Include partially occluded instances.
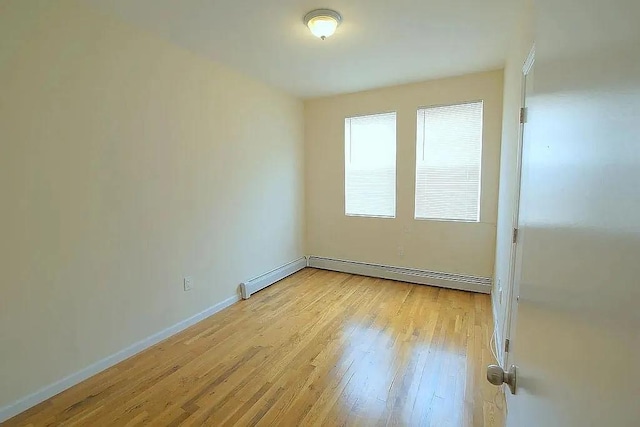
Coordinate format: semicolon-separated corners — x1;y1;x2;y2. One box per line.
503;45;535;366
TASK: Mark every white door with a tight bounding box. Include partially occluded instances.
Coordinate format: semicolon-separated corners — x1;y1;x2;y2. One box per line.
502;0;640;425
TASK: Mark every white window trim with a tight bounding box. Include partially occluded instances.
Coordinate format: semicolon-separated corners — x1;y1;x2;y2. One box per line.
414;100;484;223
344;111;397;219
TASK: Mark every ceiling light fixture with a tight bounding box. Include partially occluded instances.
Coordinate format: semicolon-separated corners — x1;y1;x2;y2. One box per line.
303;9;342;40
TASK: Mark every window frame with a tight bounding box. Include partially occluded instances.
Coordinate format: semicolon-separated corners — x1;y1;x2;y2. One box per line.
413;99;484;223
344;110;398;219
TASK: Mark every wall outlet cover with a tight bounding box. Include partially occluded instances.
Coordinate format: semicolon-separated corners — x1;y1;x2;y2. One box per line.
183;276;193;291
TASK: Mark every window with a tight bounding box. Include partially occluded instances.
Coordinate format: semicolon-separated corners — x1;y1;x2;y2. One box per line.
345;112;396;217
415;101;483;222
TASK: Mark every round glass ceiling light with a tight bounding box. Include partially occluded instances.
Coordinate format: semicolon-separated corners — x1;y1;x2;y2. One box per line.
303;9;342;40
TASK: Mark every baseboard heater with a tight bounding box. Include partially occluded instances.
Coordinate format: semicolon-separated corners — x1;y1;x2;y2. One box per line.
240;257;307;299
307;256;491;294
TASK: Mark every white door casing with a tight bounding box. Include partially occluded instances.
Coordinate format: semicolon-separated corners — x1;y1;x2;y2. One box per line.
502;46;535;371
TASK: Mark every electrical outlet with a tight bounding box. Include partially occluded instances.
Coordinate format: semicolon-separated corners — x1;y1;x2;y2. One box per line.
183;276;193;292
397;246;405;257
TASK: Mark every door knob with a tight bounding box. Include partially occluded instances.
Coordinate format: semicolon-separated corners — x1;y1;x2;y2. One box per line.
487;364;517;395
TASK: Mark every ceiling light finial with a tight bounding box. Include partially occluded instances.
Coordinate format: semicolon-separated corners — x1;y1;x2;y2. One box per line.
303;9;342;40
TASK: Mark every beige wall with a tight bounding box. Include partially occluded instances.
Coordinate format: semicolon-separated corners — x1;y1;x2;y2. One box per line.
304;71;504;277
0;0;304;410
491;0;534;365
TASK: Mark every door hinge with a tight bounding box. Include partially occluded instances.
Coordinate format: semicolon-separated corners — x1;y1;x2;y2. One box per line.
512;228;519;244
519;107;527;124
505;338;511;353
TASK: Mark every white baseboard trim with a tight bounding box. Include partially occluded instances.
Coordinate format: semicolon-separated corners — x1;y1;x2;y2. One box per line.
240;257;307;299
0;294;240;423
307;256;492;294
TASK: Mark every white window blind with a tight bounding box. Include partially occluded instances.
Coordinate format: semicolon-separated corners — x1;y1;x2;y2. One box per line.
345;112;397;217
415;101;483;221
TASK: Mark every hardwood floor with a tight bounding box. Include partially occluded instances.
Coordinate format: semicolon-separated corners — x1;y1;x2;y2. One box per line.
5;268;504;427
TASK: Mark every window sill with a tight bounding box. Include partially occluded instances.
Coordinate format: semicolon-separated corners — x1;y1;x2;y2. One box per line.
345;213;396;219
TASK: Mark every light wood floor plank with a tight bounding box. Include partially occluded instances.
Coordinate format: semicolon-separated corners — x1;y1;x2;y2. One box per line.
5;268;504;426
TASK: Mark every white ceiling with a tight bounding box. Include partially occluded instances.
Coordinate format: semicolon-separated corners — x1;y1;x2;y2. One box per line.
86;0;524;98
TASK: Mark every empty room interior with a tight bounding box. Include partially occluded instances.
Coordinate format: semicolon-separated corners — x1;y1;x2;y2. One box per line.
1;0;638;426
